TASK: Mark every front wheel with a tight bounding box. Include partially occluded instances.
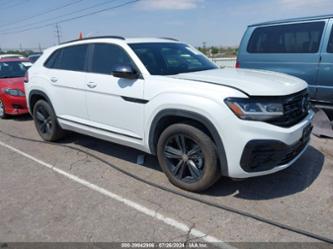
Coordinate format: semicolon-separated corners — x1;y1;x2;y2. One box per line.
33;100;65;141
157;124;220;192
0;99;7;119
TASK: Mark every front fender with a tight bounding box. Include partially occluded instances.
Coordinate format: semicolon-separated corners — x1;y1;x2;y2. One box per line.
145;94;230;176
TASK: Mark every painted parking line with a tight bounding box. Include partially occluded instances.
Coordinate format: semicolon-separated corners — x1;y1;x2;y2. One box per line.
0;140;234;248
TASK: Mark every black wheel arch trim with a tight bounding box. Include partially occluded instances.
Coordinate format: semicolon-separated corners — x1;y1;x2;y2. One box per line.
149;109;229;176
28;90;55;114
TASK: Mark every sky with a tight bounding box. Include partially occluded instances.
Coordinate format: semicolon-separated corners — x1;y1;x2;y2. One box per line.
0;0;332;50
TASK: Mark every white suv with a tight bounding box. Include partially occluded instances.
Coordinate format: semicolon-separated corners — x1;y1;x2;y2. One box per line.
25;37;314;192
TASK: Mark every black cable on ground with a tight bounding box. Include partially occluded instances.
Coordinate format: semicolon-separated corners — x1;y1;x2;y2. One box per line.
0;129;332;245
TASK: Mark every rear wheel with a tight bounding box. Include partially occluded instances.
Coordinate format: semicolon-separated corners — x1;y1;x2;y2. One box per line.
33;100;65;141
0;99;7;119
157;124;220;192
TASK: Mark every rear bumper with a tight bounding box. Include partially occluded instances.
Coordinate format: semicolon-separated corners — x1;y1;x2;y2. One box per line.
2;95;29;115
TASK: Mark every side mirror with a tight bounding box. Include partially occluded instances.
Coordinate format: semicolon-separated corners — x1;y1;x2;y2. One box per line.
112;65;139;80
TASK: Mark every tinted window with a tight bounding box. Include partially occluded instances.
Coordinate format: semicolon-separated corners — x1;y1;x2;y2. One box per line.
44;50;61;68
129;43;218;75
328;28;333;53
90;43;133;75
45;45;88;71
248;22;325;53
60;45;88;71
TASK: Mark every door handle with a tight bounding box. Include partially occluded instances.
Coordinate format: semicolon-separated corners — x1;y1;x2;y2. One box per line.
87;82;97;89
50;77;58;83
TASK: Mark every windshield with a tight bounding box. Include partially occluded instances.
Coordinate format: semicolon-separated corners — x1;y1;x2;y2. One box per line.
129;43;218;75
0;61;31;78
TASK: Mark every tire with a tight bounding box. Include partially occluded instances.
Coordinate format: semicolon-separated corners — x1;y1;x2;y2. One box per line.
32;100;65;141
0;98;7;119
157;124;220;192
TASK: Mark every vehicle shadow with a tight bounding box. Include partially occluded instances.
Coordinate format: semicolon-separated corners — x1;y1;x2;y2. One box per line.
206;146;325;200
59;133;325;200
9;114;32;122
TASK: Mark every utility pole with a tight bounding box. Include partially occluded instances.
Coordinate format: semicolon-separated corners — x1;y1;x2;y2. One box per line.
55;24;61;44
38;43;42;52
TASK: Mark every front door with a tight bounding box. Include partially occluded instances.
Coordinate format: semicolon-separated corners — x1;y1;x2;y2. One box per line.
85;43;145;140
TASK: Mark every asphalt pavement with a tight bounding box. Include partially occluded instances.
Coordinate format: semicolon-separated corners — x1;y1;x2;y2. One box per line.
0;115;332;247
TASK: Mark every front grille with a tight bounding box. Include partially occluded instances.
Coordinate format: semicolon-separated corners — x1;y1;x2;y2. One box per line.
268;90;309;128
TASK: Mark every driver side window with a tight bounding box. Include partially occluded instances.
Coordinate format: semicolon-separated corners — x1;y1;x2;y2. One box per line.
90;43;134;75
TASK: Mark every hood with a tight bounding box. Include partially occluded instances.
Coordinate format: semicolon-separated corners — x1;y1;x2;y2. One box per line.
171;68;307;96
0;77;25;91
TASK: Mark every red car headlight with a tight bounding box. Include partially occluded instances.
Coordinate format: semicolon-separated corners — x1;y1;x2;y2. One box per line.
4;88;25;97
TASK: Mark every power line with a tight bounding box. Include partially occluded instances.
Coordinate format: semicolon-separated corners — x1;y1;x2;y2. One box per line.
0;0;140;35
0;0;120;32
0;0;85;29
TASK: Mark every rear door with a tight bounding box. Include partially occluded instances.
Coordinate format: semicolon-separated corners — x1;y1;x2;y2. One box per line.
45;44;89;123
85;43;145;140
239;21;327;99
316;18;333;104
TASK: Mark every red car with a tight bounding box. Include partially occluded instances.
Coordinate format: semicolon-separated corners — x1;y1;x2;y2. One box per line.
0;58;32;119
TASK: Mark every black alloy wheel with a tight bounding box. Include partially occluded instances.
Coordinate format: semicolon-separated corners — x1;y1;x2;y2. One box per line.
164;134;205;183
33;100;65;141
157;124;220;192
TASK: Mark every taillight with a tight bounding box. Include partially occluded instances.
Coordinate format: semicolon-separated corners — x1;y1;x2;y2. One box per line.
235;61;240;68
24;71;29;83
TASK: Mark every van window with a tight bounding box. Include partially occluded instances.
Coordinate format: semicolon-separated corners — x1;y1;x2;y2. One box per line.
328;28;333;53
90;43;133;75
248;22;325;53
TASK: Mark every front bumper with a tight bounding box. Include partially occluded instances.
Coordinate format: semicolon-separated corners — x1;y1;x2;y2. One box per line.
2;95;29;116
240;124;312;172
219;110;315;178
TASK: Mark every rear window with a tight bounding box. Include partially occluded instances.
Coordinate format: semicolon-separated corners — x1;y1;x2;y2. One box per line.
44;44;88;72
247;22;325;53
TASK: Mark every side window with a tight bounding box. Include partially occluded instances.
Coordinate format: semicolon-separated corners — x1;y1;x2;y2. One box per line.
44;50;61;68
44;45;88;71
90;43;133;75
59;45;88;71
248;22;325;53
327;27;333;53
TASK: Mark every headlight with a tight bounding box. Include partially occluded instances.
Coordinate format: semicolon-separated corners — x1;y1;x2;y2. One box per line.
225;98;284;121
4;88;25;97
